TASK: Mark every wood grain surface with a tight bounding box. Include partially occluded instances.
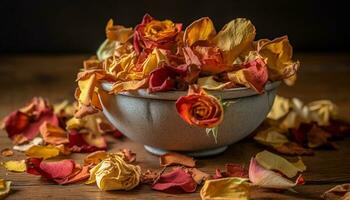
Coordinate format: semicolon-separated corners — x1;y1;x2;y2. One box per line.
0;53;349;199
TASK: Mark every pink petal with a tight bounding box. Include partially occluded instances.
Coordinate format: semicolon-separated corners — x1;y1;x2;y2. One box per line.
39;159;75;179
249;158;303;189
152;168;197;193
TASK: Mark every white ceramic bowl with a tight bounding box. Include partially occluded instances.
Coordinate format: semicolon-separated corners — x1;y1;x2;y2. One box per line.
100;82;280;157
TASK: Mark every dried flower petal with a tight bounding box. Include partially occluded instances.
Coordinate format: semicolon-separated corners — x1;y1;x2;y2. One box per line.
86;153;141;191
141;169;161;184
267;95;291;120
253;127;289;147
2;160;26;172
160;152;196;167
1;148;14;157
200;177;250;200
152;168;197;193
13;137;43;152
0;179;11;198
39;122;69;145
249;158;304;189
105;19;133;43
25;145;60;159
186;168;210;185
212;18;256;64
120;149;136;163
258;36;299;81
55;165;90;185
84;150;108;166
255;150;306;178
322;184;350;200
198;76;232;90
2;97;59;144
183;17;216;46
25;158;88;184
68;130;107;153
274;142;314;156
39;159;75;179
227;57;268;93
148;67;176;93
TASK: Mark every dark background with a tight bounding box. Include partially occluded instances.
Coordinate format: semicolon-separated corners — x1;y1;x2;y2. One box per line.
0;0;346;54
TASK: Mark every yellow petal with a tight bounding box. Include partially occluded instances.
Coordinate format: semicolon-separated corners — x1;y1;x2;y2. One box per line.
2;160;26;172
212;18;256;64
200;177;250;200
111;78;148;93
308;100;338;126
66;117;85;130
78;73;96;106
254;127;289;147
141;48;168;76
258;36;300;81
267;95;291;120
255;150;306;178
198;76;231;90
86;153;141;191
106;52;137;77
184;17;216;46
0;179;11;198
105;19;133;43
25;145;60;159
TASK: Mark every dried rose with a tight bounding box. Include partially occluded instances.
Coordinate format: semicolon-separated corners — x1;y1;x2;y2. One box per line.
133;14;182;54
176;85;224;128
86;153;141;191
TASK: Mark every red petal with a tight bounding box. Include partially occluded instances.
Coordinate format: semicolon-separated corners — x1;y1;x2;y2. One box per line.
55;165;90;185
226;163;248;178
152;168;197;193
26;158;44;176
68;130;107;153
149;67;176;93
39;159;75;179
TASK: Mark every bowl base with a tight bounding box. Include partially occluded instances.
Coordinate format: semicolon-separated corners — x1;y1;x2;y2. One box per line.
144;145;228;157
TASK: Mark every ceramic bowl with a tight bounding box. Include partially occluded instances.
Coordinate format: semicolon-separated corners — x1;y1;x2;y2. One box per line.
100;81;280;157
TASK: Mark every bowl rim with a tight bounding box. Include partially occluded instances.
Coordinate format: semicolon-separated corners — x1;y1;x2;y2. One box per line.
101;81;280;100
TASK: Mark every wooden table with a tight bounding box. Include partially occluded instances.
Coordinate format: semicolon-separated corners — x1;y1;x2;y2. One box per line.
0;53;350;199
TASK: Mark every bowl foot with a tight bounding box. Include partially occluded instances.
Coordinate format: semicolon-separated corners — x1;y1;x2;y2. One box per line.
144;145;228;157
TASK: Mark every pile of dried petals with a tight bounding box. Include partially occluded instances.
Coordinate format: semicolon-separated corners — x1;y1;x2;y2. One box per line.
74;14;300;140
253;95;350;155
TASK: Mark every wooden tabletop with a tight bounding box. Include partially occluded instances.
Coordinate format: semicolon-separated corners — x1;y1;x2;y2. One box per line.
0;53;350;199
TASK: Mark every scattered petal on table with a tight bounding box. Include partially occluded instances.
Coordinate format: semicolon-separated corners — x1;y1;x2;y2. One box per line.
0;179;11;198
86;153;141;191
160;152;196;167
249;158;304;189
25;145;60;159
13;137;44;152
39;122;69;145
322;184;350;200
2;160;26;172
200;177;250;200
152;168;197;193
186;168;211;185
120;149;136;163
255;150;306;178
1;148;14;157
84;150;108;166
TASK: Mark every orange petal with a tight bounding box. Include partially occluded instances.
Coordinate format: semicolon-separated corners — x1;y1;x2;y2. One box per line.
160;152;196;167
